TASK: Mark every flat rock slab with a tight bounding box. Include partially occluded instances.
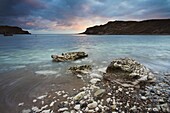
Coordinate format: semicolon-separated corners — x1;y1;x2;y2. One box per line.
105;57;156;84
51;52;88;62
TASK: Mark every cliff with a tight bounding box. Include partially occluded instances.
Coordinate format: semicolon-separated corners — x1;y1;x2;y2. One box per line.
82;19;170;35
0;26;31;36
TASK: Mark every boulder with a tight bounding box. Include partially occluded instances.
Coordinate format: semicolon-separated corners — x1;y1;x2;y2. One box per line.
105;57;155;84
69;65;92;75
51;52;88;62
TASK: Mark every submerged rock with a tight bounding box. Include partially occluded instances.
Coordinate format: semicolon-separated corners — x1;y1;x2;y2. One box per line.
105;57;156;84
51;52;88;62
69;65;92;75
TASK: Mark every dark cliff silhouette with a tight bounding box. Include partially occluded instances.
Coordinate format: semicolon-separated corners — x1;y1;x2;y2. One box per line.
82;19;170;35
0;26;31;36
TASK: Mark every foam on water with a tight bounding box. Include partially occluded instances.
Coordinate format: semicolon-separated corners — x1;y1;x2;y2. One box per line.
35;70;58;75
11;65;26;69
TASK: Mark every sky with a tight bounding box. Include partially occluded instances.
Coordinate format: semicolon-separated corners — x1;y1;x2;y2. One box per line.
0;0;170;34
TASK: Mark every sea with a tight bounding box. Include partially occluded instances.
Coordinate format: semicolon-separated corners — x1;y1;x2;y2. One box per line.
0;34;170;75
0;34;170;112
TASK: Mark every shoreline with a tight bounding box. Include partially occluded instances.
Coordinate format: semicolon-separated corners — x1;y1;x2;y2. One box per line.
0;63;169;113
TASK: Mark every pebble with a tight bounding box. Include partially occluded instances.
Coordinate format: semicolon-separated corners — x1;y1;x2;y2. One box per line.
22;109;31;113
77;74;83;78
111;104;116;110
71;101;74;105
87;101;98;109
95;107;99;112
118;88;123;92
58;107;69;112
130;106;137;111
63;94;68;98
88;109;95;112
63;111;70;113
74;104;81;110
42;100;44;105
106;98;112;103
153;108;159;112
94;89;105;97
160;103;169;112
37;95;47;100
73;91;86;101
41;109;50;113
84;95;88;99
33;99;37;103
41;105;48;110
126;92;129;95
158;98;164;104
18;102;24;106
49;101;56;107
70;110;76;113
107;93;112;96
141;96;147;100
32;106;41;112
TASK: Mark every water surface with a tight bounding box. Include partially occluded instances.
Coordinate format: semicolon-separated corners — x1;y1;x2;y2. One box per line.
0;34;170;74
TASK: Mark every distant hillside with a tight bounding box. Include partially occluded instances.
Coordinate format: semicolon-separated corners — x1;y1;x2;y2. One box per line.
0;26;31;36
82;19;170;35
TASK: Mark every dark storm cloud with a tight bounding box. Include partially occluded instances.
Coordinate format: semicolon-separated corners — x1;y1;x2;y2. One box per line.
0;0;170;32
0;0;45;17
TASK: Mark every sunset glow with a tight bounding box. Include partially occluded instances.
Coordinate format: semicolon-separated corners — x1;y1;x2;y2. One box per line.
0;0;170;33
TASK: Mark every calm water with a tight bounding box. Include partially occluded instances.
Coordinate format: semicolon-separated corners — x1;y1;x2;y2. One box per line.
0;34;170;75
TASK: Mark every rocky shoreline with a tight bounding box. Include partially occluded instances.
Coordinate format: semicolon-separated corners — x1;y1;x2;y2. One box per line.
19;52;170;113
82;19;170;35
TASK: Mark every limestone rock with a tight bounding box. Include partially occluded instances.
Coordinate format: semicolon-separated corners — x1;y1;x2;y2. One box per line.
51;52;88;62
105;57;155;84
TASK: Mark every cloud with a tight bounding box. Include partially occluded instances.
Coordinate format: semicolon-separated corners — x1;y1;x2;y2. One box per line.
0;0;170;33
0;0;45;17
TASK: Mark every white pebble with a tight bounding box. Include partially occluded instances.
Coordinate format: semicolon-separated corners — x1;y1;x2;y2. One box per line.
107;93;112;96
18;102;24;106
33;99;37;103
106;98;112;103
95;107;99;111
32;106;41;112
58;108;68;112
50;101;56;107
118;88;123;92
74;104;80;110
63;94;68;98
37;95;47;100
